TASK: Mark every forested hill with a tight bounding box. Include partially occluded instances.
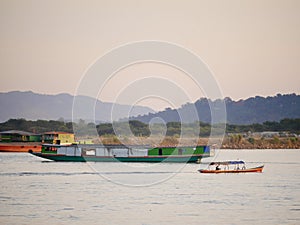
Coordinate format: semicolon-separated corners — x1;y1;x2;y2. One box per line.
130;94;300;125
1;91;299;125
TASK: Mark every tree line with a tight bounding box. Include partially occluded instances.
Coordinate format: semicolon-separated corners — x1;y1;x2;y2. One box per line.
0;118;299;137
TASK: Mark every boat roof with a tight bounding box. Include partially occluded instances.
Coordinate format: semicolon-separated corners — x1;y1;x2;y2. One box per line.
42;143;72;147
209;161;245;165
41;143;207;149
42;143;150;149
43;131;73;135
0;130;38;136
152;145;209;148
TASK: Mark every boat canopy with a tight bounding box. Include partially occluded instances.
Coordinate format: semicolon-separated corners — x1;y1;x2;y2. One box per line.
209;161;245;165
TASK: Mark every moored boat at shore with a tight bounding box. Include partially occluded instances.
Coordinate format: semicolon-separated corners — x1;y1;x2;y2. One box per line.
29;144;211;163
198;161;264;173
0;143;41;153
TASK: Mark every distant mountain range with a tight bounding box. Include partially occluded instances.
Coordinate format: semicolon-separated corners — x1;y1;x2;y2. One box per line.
130;94;300;125
0;91;299;125
0;91;155;123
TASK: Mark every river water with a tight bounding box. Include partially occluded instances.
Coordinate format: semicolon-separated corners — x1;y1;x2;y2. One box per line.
0;149;299;225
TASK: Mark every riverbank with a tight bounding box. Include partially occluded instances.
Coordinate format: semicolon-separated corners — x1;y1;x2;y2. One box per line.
221;136;299;149
95;135;300;149
1;136;298;153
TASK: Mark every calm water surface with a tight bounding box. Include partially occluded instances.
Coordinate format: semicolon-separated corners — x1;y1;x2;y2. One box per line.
0;149;299;225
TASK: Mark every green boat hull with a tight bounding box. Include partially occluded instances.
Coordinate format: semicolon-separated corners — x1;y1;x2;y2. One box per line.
31;152;203;163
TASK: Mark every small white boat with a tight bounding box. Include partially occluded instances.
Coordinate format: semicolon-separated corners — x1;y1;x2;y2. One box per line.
198;161;264;174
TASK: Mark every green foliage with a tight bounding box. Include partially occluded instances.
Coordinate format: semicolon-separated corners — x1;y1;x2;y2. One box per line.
272;136;280;144
129;120;150;136
289;137;298;143
226;118;300;134
73;120;97;136
248;137;255;144
0;118;299;138
229;134;243;144
97;123;114;135
0;118;72;133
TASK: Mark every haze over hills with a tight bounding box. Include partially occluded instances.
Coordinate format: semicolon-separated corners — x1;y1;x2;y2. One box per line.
0;91;155;123
0;91;299;125
130;94;300;125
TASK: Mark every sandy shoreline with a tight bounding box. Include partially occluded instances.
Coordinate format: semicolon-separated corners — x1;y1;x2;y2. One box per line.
95;136;300;149
0;136;298;150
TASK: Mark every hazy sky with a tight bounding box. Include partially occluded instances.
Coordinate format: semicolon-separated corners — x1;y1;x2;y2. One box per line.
1;0;299;110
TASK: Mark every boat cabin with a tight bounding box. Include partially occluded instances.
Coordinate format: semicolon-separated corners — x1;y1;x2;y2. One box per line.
41;144;211;158
42;132;75;145
209;161;246;170
0;130;41;142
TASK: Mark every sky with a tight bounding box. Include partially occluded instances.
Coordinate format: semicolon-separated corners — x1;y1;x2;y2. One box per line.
0;0;299;111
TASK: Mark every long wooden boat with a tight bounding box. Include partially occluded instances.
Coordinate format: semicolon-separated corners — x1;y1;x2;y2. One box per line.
29;144;211;163
198;161;264;173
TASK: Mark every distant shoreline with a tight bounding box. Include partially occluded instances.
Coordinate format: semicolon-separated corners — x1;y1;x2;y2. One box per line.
94;135;300;149
0;136;298;150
